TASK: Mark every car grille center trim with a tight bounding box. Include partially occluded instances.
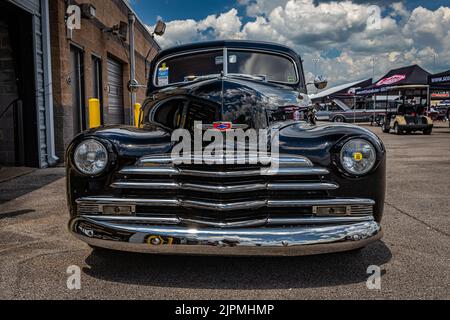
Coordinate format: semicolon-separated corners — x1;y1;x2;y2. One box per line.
118;166;330;177
111;181;340;193
76;197;375;211
137;155;314;167
78;215;375;228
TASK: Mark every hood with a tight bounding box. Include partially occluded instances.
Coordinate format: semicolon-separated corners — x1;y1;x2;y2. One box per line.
149;77;308;129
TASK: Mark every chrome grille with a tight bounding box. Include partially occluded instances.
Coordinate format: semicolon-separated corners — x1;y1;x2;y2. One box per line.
76;154;375;226
349;205;374;215
111;181;339;193
78;204;101;215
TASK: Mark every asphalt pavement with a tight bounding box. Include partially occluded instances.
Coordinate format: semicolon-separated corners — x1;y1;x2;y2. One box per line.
0;124;449;300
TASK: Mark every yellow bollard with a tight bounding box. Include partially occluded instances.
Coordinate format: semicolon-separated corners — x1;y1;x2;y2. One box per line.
88;98;101;128
134;103;142;128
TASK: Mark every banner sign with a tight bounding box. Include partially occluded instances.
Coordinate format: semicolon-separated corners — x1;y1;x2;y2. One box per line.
430;75;450;84
376;74;406;86
431;92;450;98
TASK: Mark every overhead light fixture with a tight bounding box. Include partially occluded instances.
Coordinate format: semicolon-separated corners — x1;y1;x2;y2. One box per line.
80;4;96;20
152;20;166;37
114;21;128;41
103;21;128;41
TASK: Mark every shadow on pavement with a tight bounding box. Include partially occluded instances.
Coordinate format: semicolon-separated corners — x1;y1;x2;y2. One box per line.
0;209;35;220
83;241;392;290
0;168;65;205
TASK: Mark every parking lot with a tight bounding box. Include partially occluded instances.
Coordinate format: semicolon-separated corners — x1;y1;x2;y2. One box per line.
0;124;449;300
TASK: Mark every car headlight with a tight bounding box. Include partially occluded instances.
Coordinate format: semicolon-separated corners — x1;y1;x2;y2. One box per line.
74;139;108;175
340;139;376;176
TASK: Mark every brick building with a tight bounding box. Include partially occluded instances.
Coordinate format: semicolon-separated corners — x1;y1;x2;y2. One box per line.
0;0;160;168
49;0;160;159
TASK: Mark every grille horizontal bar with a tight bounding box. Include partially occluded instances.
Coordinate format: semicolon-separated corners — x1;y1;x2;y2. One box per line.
77;197;375;212
76;214;376;228
137;155;314;167
111;181;339;193
119;166;330;177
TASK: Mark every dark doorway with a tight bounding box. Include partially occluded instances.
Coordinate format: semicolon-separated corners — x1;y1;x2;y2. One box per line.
70;45;87;135
0;2;39;168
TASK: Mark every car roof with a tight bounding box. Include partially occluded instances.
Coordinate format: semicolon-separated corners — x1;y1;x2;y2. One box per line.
155;40;300;60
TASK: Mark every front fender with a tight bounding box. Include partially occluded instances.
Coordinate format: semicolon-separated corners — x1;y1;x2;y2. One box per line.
278;122;386;221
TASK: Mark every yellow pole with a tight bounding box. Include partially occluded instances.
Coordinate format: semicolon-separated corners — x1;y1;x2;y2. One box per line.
134;103;142;128
88;98;101;128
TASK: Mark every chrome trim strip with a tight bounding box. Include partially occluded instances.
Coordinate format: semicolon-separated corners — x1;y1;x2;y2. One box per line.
180;218;268;228
81;215;182;225
76;197;179;207
111;181;339;192
183;183;267;193
120;167;180;175
273;157;314;166
69;217;383;257
77;197;374;211
223;47;228;76
183;200;267;212
268;199;376;208
267;215;374;225
79;214;375;227
111;182;180;190
267;182;339;191
181;169;262;178
137;155;314;167
119;166;330;177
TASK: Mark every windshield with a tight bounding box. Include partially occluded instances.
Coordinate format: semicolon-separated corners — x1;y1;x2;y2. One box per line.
227;51;297;83
154;49;299;86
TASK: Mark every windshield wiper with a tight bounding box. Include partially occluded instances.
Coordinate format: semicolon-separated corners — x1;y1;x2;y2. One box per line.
227;73;268;82
184;74;221;83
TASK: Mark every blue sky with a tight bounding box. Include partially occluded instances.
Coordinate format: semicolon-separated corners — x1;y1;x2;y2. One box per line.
130;0;450;25
130;0;241;24
128;0;450;87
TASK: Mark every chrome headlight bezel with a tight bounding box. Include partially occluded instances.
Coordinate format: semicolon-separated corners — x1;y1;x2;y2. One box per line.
74;139;109;176
340;139;377;176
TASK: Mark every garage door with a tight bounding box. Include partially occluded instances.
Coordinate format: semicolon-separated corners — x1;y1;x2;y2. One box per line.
106;57;124;125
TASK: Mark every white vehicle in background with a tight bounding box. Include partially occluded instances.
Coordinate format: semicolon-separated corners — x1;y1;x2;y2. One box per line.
315;99;365;123
316;97;400;124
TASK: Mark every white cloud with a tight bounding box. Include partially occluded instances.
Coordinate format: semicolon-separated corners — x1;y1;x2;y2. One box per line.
152;0;450;87
150;9;243;48
238;0;288;17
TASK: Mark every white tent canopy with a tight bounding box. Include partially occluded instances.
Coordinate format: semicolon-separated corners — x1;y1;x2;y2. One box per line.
310;79;371;100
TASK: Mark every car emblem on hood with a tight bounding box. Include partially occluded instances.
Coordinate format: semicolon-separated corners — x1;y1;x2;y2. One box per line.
213;122;233;131
197;123;249;131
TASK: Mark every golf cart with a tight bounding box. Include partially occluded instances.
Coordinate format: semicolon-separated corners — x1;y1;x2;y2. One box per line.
383;103;433;135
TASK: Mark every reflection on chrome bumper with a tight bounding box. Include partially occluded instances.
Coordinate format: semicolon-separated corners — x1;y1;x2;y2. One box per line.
69;216;383;257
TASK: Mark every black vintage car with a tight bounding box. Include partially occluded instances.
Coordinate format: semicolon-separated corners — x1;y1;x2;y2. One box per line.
67;41;386;256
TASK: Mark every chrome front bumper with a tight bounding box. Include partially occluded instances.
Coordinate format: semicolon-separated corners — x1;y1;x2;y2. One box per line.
69;216;383;257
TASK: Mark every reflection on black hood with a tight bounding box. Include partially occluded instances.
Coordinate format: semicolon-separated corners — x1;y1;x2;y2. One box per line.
151;77;304;129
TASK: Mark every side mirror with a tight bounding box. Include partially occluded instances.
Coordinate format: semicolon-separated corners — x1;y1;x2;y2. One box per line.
127;79;147;93
153;20;166;37
314;76;328;90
